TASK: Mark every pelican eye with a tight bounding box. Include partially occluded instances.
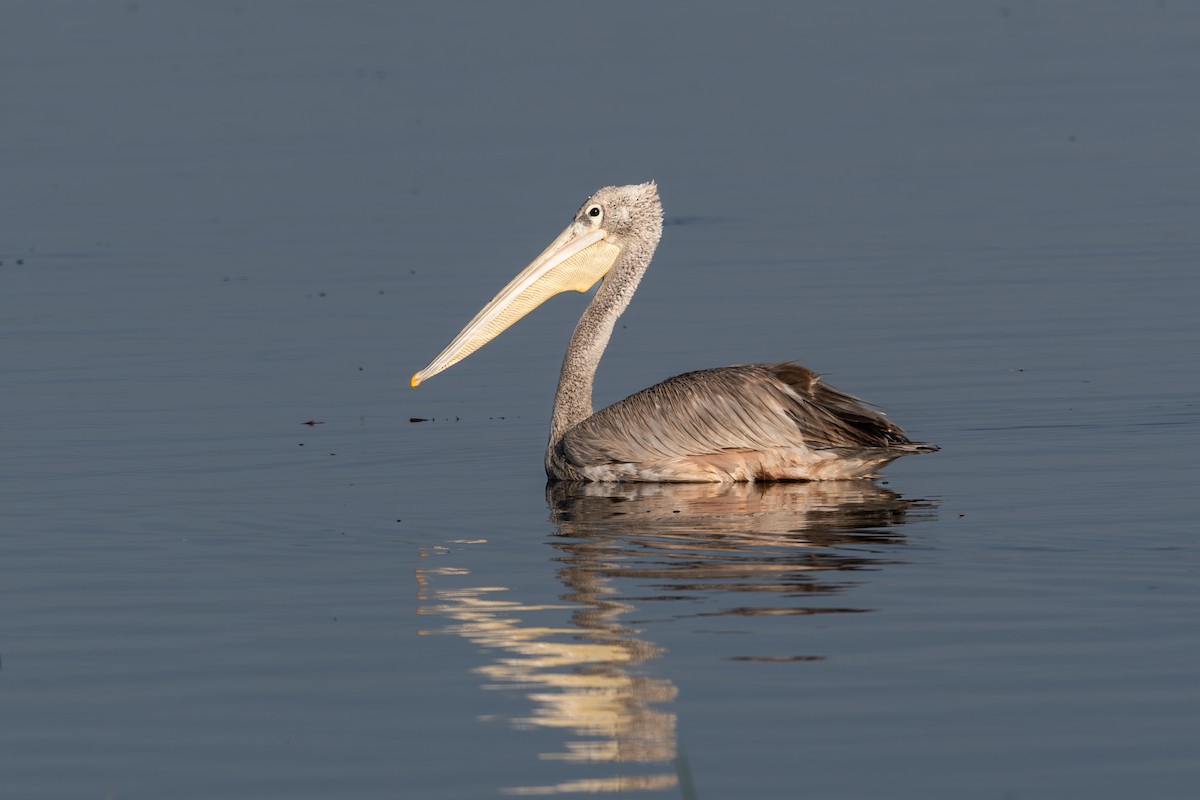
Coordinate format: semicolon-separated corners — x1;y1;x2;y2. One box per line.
586;205;602;219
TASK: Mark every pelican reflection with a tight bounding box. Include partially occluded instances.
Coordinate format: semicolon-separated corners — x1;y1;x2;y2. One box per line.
416;481;933;795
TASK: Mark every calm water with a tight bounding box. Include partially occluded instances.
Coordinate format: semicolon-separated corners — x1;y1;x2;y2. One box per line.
4;3;1198;798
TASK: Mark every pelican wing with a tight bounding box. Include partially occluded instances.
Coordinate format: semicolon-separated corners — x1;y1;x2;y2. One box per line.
556;363;933;481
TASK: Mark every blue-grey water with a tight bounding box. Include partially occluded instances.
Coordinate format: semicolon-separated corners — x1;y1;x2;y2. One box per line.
4;3;1198;798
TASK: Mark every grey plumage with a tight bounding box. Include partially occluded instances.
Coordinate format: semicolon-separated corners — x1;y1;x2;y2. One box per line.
548;362;935;482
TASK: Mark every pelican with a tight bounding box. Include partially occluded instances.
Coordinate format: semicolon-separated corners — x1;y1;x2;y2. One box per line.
411;182;936;482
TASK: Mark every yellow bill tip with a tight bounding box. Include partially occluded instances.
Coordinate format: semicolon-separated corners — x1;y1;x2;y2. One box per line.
410;372;423;388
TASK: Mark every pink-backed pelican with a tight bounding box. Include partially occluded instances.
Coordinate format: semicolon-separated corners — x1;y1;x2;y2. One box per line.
411;182;935;481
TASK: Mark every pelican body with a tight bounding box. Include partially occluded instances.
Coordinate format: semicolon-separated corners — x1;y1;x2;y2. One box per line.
412;183;935;482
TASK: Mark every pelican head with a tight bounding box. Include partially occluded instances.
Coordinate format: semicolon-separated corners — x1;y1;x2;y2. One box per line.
411;182;662;387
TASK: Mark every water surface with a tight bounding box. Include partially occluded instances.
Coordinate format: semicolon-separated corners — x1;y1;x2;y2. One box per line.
3;3;1198;798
